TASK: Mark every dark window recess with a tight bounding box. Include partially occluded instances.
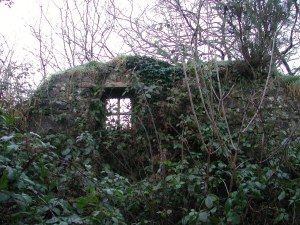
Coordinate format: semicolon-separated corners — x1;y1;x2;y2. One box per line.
105;97;132;129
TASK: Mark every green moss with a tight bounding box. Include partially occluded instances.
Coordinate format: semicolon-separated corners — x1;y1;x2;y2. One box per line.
123;55;183;84
280;74;300;85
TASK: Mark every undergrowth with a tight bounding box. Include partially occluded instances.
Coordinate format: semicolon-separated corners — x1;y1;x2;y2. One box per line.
0;108;299;224
1;57;300;224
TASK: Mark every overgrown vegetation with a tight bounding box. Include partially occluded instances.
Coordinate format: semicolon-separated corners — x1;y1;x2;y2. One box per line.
1;0;300;223
1;56;299;224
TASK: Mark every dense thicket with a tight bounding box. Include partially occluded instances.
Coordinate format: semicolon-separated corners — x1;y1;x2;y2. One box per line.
0;0;299;224
0;57;299;224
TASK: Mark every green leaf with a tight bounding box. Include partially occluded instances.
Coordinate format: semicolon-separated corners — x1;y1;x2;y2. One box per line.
46;217;59;224
62;147;71;156
0;172;8;191
274;210;289;224
58;222;68;225
0;192;10;202
165;175;173;182
224;198;233;213
13;193;33;206
205;195;214;208
76;194;98;209
198;211;209;222
7;142;19;151
112;217;119;223
66;214;83;223
210;207;217;214
227;211;240;225
266;169;274;178
278;191;286;201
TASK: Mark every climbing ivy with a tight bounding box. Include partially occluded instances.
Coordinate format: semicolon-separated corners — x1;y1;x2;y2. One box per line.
6;56;299;224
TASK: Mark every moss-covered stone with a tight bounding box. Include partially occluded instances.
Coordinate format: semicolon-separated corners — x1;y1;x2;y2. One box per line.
28;55;183;134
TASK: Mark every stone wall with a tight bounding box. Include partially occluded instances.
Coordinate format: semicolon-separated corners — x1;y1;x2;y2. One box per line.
28;62;113;134
27;56;183;135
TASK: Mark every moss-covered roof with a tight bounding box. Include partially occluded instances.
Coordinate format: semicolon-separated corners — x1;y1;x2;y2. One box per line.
34;55;300;100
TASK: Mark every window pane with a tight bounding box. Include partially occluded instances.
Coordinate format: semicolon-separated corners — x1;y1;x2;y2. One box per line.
106;115;118;128
105;97;132;129
120;115;131;128
120;98;131;113
106;98;118;113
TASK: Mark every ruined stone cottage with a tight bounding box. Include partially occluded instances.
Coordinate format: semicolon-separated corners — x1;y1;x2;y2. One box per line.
28;55;183;135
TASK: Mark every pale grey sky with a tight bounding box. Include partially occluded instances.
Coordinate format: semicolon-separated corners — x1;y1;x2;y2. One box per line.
0;0;149;57
0;0;40;58
0;0;299;83
0;0;136;84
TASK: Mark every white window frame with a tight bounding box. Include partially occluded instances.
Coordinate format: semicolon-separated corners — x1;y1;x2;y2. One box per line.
105;97;132;129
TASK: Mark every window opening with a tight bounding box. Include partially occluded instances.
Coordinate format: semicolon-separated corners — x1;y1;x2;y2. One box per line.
105;97;132;129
